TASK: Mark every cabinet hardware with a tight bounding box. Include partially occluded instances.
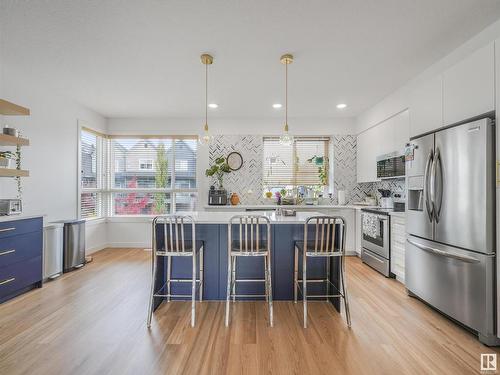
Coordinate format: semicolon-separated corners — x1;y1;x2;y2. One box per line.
0;277;15;286
0;227;15;233
0;249;15;256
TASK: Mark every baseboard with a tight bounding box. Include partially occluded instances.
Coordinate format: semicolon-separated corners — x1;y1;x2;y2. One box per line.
106;242;150;249
86;243;108;254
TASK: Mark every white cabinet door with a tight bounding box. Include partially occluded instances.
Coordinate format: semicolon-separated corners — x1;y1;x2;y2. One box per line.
355;209;362;255
357;111;409;183
443;43;494;126
356;127;379;183
409;75;443;138
390;215;406;283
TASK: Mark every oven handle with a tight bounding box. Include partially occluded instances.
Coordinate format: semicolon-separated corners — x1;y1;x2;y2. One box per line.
407;239;479;263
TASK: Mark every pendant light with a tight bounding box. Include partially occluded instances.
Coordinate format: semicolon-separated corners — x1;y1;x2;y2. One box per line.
279;54;294;146
199;53;214;145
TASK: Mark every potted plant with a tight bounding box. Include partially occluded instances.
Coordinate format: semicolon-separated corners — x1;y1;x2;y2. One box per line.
205;157;231;189
0;151;16;169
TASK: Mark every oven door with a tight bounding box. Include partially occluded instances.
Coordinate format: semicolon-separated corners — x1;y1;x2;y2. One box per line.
361;213;389;258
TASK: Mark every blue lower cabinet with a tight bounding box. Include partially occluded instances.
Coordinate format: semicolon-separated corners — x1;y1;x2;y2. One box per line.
154;223;340;311
0;231;43;268
0;256;42;303
0;218;43;304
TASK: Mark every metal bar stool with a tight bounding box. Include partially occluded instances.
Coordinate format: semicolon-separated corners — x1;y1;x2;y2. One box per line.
225;215;273;327
294;216;351;328
147;215;204;328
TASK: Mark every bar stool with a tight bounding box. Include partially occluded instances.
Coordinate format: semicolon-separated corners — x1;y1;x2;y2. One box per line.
147;215;204;328
225;215;273;327
294;216;351;328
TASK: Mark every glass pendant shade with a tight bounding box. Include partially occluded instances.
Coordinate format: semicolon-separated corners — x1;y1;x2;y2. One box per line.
199;124;213;145
279;123;294;146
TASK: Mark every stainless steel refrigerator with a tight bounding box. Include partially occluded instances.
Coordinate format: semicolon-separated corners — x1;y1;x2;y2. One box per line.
405;117;498;345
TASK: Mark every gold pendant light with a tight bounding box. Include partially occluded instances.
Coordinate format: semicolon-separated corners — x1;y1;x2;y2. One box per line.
279;54;294;146
199;53;214;145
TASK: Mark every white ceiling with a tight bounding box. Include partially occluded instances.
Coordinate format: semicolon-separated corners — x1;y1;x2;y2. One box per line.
2;0;500;119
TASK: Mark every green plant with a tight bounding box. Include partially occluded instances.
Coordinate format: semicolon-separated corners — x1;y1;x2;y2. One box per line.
205;156;231;188
154;143;168;214
0;151;15;159
307;155;329;185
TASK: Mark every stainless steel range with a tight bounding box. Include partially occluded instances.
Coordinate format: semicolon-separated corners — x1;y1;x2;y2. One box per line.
361;207;395;277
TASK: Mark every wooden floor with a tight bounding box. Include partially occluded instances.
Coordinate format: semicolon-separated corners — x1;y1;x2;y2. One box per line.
0;248;498;375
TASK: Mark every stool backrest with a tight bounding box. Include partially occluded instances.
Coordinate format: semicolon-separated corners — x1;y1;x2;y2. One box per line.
228;215;271;253
304;216;346;253
153;215;195;253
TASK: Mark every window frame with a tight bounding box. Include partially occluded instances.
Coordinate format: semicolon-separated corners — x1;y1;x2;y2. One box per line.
78;128;198;218
262;136;332;192
78;123;107;219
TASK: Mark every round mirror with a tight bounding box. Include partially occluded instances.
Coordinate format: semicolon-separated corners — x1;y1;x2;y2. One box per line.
226;151;243;171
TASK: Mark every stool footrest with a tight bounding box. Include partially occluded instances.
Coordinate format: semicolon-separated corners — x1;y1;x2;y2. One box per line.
230;294;267;298
234;278;266;283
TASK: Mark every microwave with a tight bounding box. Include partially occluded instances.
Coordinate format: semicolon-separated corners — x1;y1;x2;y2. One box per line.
376;152;405;179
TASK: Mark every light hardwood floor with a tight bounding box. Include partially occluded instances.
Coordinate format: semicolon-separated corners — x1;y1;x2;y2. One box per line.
0;248;498;375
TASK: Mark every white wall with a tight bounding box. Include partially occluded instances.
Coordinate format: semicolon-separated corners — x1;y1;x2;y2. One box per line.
104;116;355;247
356;18;500;134
0;66;108;252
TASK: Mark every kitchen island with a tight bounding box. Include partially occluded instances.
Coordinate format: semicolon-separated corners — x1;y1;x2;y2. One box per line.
151;211;343;313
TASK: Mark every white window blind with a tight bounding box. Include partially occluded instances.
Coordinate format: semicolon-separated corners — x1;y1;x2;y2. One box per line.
80;129;104;219
109;137;197;215
263;137;330;187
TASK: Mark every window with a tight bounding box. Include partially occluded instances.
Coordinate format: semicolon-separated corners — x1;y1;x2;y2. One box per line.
175;159;188;172
109;136;197;215
139;159;153;170
263;137;330;195
79;132;198;218
79;128;105;219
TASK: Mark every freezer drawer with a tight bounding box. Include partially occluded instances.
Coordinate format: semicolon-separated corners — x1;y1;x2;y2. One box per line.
406;235;495;337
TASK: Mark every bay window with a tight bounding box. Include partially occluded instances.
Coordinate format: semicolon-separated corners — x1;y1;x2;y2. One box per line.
79;129;197;218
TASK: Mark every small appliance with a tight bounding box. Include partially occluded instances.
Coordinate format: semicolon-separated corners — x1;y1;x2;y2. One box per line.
378;189;394;208
376;151;405;179
0;199;22;215
208;186;228;205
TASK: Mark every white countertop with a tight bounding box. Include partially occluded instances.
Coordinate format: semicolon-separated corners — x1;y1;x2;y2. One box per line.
0;214;44;223
203;204;371;210
178;211;327;224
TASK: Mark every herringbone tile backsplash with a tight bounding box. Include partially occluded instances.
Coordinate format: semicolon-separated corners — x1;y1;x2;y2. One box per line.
208;135;406;205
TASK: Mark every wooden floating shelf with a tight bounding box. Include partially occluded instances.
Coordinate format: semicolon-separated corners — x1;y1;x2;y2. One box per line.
0;134;30;146
0;169;29;177
0;99;30;116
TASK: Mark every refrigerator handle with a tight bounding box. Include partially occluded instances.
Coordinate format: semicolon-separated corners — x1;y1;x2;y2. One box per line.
424;149;434;223
433;148;443;223
407;239;480;263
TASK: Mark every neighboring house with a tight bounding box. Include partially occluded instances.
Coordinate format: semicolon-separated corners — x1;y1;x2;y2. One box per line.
81;141;97;188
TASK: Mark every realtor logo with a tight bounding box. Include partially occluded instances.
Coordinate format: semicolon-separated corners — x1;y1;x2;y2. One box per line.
481;354;497;371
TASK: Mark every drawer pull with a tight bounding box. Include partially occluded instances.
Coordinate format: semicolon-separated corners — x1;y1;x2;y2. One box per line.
0;277;15;286
0;227;15;233
0;249;15;256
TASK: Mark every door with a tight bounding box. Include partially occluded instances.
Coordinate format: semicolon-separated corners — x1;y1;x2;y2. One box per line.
406;235;495;337
443;43;494;126
409;75;443;138
434;118;495;254
406;133;434;239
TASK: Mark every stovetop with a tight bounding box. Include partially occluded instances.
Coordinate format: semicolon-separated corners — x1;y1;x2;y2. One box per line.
361;207;405;216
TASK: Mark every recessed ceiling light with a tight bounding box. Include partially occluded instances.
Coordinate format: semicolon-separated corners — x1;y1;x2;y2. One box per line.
336;103;347;109
272;103;282;109
208;103;218;109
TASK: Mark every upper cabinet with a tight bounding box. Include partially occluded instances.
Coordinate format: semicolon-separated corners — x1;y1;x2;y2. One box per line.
409;75;442;138
443;43;494;126
357;110;409;183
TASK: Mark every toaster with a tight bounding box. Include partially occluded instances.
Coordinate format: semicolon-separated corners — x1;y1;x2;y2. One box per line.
0;199;22;215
